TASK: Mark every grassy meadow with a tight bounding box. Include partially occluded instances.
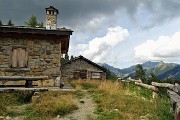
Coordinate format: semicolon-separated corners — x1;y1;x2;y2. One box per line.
70;80;174;120
0;79;174;120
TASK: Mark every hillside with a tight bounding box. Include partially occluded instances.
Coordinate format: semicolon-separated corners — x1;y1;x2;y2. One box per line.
154;61;176;76
158;65;180;80
100;61;180;80
98;63;124;76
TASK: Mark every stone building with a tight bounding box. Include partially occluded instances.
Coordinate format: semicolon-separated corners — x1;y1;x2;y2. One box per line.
61;56;106;80
0;6;72;86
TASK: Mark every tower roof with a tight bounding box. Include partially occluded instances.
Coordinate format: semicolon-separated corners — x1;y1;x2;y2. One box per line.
46;6;59;14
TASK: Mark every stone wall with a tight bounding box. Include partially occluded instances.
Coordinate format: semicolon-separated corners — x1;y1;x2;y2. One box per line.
0;37;61;78
61;59;106;80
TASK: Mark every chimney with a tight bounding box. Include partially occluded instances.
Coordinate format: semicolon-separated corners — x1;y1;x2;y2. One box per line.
45;6;59;30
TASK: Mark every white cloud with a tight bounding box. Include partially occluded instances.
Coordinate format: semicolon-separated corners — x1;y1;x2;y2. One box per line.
76;26;129;63
134;32;180;62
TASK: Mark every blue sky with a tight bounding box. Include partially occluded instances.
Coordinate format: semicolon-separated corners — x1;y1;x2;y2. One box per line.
1;0;180;68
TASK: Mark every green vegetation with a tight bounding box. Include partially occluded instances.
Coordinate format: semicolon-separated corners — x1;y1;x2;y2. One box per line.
0;20;2;26
0;92;32;116
71;80;174;120
7;19;14;26
135;64;147;83
0;91;78;120
150;71;158;82
0;80;174;120
25;15;43;28
30;91;78;118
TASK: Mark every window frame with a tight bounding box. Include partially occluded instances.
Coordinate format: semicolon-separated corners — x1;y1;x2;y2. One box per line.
91;72;101;79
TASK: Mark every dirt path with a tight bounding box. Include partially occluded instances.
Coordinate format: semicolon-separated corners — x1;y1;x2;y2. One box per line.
55;92;96;120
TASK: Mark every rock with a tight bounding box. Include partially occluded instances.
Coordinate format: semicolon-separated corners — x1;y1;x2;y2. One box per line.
0;116;4;119
57;115;60;118
5;116;11;120
140;114;151;120
32;96;40;103
114;109;119;111
34;92;40;96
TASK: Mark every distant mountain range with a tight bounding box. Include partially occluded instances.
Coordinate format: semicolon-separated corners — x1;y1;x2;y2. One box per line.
99;61;180;80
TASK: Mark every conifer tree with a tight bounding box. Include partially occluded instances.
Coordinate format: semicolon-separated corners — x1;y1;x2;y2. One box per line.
135;64;147;83
70;55;74;60
0;20;2;26
26;15;43;28
7;19;14;26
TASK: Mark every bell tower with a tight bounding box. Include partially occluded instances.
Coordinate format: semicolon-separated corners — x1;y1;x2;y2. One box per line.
45;6;59;30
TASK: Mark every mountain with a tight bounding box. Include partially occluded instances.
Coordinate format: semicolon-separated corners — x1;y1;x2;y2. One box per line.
142;61;159;69
99;63;124;77
157;65;180;80
100;61;159;77
99;61;180;80
154;61;176;76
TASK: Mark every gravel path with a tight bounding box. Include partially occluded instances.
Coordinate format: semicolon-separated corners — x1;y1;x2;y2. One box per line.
55;92;96;120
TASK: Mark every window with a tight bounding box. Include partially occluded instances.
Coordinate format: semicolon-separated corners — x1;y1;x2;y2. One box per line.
11;48;28;68
91;72;101;79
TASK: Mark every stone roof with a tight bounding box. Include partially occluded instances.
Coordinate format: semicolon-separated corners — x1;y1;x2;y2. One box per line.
62;55;107;72
0;26;73;36
46;6;59;14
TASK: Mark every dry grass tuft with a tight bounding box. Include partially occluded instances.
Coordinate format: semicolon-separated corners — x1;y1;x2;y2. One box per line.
31;91;78;117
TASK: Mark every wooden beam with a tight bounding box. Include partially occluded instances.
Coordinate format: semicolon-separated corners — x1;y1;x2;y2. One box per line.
128;79;142;83
0;87;48;92
135;82;159;92
152;82;180;93
0;76;48;81
167;90;180;120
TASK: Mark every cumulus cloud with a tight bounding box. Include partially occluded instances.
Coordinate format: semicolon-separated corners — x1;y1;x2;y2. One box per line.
76;26;129;62
134;32;180;62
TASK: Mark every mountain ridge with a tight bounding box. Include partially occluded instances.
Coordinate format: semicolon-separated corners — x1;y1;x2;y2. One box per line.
99;61;180;80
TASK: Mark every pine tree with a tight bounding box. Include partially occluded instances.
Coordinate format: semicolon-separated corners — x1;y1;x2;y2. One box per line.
38;22;44;28
26;15;43;28
70;55;74;60
135;64;147;83
7;19;14;26
150;71;158;82
0;20;2;26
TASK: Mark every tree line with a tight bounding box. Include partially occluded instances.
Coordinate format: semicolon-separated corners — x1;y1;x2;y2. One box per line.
0;15;43;28
135;64;180;84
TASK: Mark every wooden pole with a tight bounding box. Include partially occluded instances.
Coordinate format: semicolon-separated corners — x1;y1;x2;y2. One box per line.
151;82;174;89
151;82;180;93
135;82;159;92
167;90;180;120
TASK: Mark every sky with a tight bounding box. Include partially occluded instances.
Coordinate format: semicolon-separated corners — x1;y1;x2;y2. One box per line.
1;0;180;68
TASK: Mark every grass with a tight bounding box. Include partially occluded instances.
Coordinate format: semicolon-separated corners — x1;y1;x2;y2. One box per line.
0;80;174;120
0;91;78;120
31;91;78;117
0;92;32;116
71;80;174;120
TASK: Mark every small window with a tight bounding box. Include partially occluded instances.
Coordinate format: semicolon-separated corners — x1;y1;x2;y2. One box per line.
91;72;101;79
11;48;28;68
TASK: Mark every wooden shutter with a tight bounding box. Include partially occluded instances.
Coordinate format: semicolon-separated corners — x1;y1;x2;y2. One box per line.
17;48;26;68
25;50;28;67
12;49;18;67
